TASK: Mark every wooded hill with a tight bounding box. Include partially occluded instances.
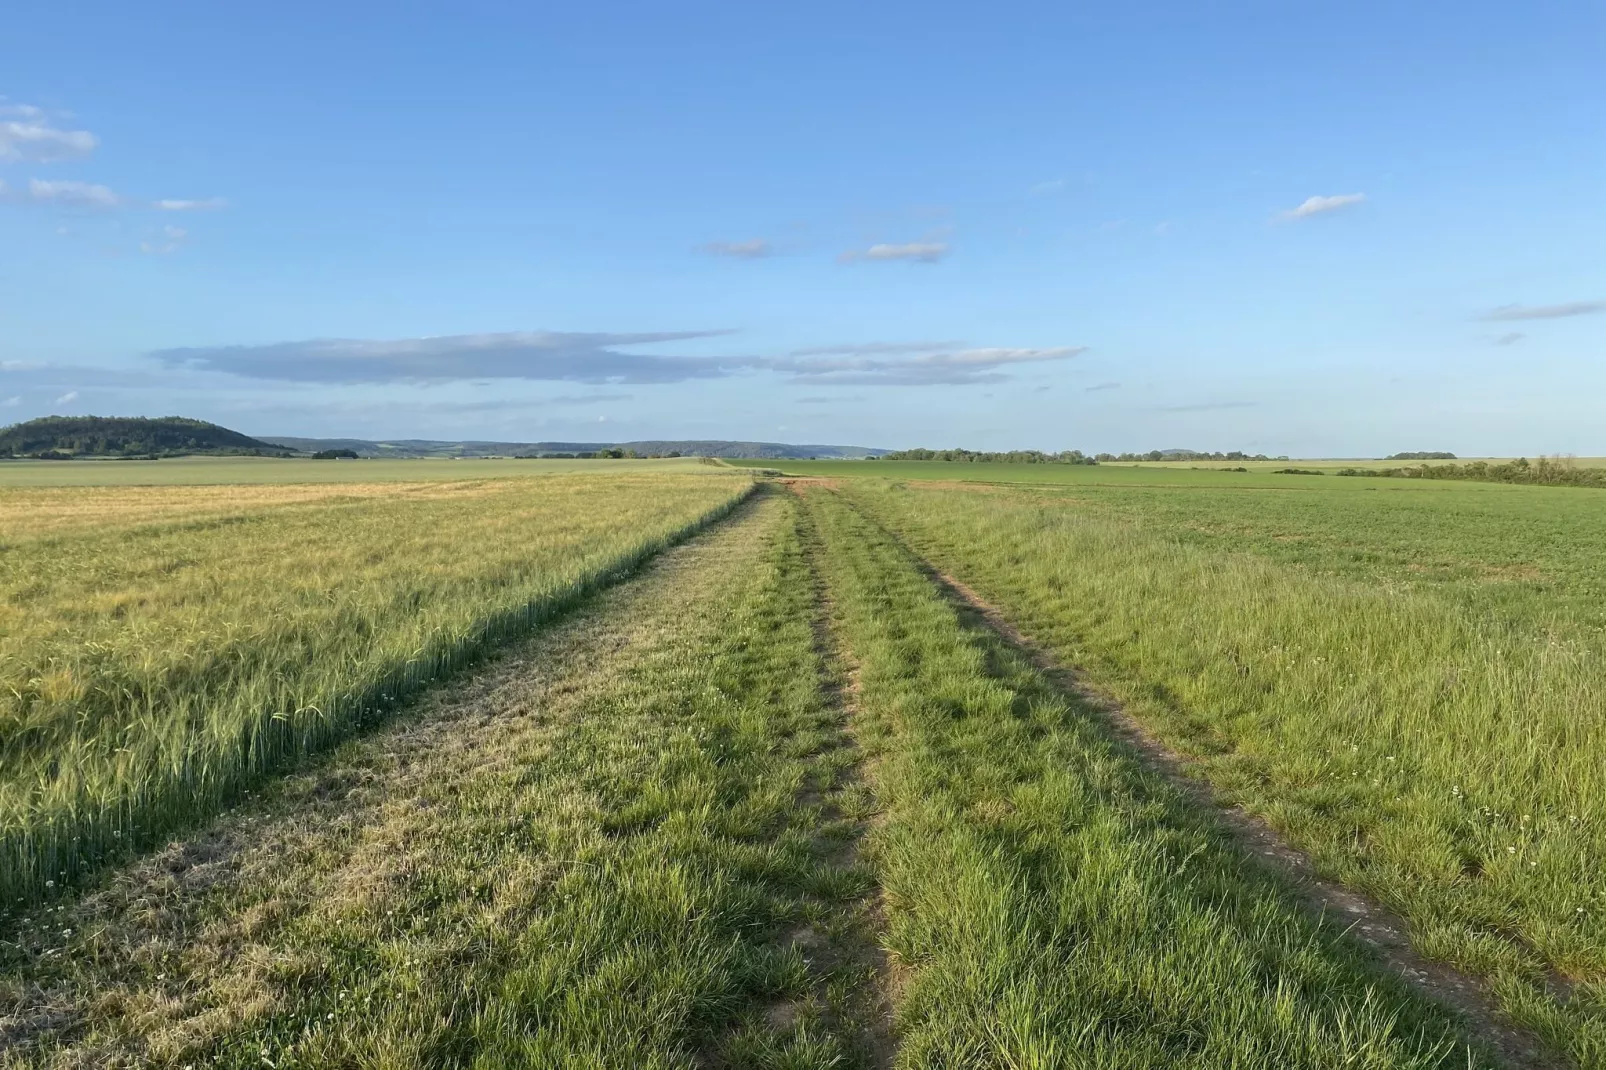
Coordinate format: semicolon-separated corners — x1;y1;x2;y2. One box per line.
0;416;287;458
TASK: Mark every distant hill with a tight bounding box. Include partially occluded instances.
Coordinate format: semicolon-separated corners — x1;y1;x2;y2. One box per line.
260;437;889;460
0;416;287;458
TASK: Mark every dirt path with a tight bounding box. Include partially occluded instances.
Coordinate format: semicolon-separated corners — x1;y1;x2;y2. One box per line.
907;547;1565;1070
788;485;898;1069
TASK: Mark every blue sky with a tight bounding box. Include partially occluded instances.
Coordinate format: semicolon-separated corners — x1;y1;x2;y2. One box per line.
3;1;1602;455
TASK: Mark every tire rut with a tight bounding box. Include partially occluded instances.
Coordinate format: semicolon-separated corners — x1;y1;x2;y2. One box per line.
821;483;1567;1070
787;483;898;1070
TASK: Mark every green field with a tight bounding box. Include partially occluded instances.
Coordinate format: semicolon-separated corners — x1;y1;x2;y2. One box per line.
4;460;1602;1066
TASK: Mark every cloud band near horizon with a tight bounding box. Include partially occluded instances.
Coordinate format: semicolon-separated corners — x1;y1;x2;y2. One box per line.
149;331;1087;387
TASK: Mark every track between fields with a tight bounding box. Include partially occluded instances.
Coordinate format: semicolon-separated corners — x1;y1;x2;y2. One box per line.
817;483;1563;1070
789;488;897;1068
6;479;1574;1068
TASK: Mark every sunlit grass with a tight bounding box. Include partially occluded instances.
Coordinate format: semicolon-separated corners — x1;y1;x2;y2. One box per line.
1;489;885;1068
838;477;1606;1063
0;470;752;904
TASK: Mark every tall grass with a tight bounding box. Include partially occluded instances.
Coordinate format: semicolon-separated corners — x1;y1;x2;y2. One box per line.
4;489;889;1068
842;479;1606;1063
0;472;752;905
800;486;1493;1068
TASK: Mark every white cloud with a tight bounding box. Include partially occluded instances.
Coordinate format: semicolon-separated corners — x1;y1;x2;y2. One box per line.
839;241;949;264
1;395;20;407
155;197;227;211
8;178;123;209
0;105;98;163
54;390;79;405
1278;193;1366;221
1030;179;1066;195
1483;300;1605;321
701;238;772;258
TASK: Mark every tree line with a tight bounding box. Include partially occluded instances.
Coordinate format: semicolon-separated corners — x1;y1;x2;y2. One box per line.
1339;456;1606;489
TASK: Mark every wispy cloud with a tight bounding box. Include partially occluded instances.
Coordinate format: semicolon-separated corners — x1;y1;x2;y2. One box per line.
1278;193;1365;221
547;393;631;404
773;345;1086;386
790;341;965;357
1085;381;1120;392
1494;332;1526;346
53;390;79;405
1;395;20;407
155;197;227;212
1483;300;1606;321
1157;400;1257;413
0;100;221;216
151;330;744;385
700;238;772;259
3;178;123;209
0;104;98;163
838;241;949;264
1030;178;1066;195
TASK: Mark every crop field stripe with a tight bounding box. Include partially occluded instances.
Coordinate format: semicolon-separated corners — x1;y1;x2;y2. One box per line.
3;488;901;1067
0;475;754;907
796;482;1503;1068
829;477;1606;1065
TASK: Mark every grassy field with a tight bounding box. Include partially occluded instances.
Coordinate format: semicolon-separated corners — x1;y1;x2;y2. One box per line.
799;484;1494;1067
0;469;752;904
3;487;1507;1069
751;461;1606;1063
0;455;715;487
4;459;1602;1065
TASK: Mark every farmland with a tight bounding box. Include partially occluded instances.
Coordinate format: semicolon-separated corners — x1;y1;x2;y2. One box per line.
4;459;1604;1067
0;467;754;904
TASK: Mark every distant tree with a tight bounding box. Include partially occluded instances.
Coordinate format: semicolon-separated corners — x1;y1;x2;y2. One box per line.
880;447;1097;465
1339;455;1605;489
311;448;360;459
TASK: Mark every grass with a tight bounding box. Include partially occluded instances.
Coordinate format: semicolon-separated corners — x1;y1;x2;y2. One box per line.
0;469;752;905
797;483;1495;1068
827;474;1606;1063
743;456;1606;633
0;455;717;487
4;484;1510;1068
2;490;885;1068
